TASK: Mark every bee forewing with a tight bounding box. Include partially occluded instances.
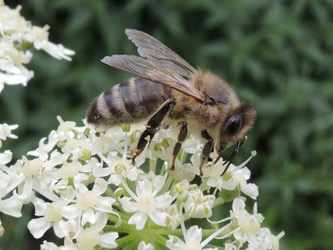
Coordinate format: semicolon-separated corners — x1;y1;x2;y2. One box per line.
125;29;197;78
102;55;206;101
102;55;154;77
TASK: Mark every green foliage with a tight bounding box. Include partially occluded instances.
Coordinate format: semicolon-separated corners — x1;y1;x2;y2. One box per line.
1;0;333;249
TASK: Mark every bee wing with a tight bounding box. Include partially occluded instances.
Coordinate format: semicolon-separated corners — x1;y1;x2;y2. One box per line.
102;55;206;101
125;29;196;79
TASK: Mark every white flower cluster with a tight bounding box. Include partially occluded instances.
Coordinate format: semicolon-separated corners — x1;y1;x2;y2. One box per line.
0;116;284;249
0;0;75;93
0;3;75;239
0;122;19;221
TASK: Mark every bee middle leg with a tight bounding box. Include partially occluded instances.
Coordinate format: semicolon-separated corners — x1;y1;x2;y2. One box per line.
132;98;176;165
199;130;214;176
171;121;188;170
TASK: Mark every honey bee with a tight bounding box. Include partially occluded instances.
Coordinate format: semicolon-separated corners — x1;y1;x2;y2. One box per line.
87;29;256;176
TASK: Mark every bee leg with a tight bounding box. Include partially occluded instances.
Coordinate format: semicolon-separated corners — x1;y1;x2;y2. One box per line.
199;130;214;176
220;137;246;176
171;121;188;170
132;98;176;165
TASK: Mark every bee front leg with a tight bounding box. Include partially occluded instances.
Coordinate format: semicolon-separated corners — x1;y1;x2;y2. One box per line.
132;98;176;165
220;137;247;176
199;130;214;176
171;121;188;170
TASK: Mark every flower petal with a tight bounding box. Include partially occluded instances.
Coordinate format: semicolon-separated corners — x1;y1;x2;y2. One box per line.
149;209;167;227
128;212;148;230
99;232;118;249
186;226;202;243
155;193;174;208
27;217;51;238
0;195;23;217
136;179;152;197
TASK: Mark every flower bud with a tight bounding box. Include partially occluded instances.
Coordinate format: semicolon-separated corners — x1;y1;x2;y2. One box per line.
121;123;131;132
219;185;240;203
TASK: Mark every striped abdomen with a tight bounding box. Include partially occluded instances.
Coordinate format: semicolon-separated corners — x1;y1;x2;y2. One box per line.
87;78;171;126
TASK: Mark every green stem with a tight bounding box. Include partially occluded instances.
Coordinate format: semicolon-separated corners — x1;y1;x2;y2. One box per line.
149;158;157;173
214;196;225;208
114;234;138;250
105;185;115;197
151;232;168;246
161;174;174;194
104;218;136;234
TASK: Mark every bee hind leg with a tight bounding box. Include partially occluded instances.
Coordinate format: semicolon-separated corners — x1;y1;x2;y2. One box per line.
171;121;188;170
199;130;214;176
132;98;176;165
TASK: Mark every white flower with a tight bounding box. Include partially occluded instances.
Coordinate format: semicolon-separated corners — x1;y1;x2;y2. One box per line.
119;173;175;230
168;161;198;181
76;227;118;250
0;162;25;198
234;167;259;200
108;158;141;186
31;26;75;61
41;240;77;250
247;227;276;250
0;219;4;237
0;50;34;91
243;227;284;250
0;150;12;164
0;123;18;147
61;178;116;227
1;157;39;204
161;204;180;230
0;194;23;217
183;189;215;218
202;159;238;191
224;243;238;250
27;130;59;161
203;152;258;201
27;200;68;238
172;179;195;201
138;241;155;250
231;198;264;245
166;226;217;250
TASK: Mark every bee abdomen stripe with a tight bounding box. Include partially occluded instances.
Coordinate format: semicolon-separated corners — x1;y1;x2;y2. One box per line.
103;90;124;121
118;80;137;117
135;78;171;112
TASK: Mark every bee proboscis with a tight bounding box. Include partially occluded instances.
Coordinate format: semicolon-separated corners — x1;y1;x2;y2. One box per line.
87;29;256;175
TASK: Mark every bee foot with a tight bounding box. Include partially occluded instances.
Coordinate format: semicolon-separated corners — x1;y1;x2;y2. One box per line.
131;156;137;166
199;166;203;176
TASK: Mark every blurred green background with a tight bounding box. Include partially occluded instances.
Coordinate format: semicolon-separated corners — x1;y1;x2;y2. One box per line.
1;0;333;249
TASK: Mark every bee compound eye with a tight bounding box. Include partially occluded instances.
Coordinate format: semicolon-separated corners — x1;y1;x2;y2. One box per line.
224;114;242;136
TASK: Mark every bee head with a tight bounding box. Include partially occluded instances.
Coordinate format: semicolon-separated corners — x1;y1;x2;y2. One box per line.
218;102;256;151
